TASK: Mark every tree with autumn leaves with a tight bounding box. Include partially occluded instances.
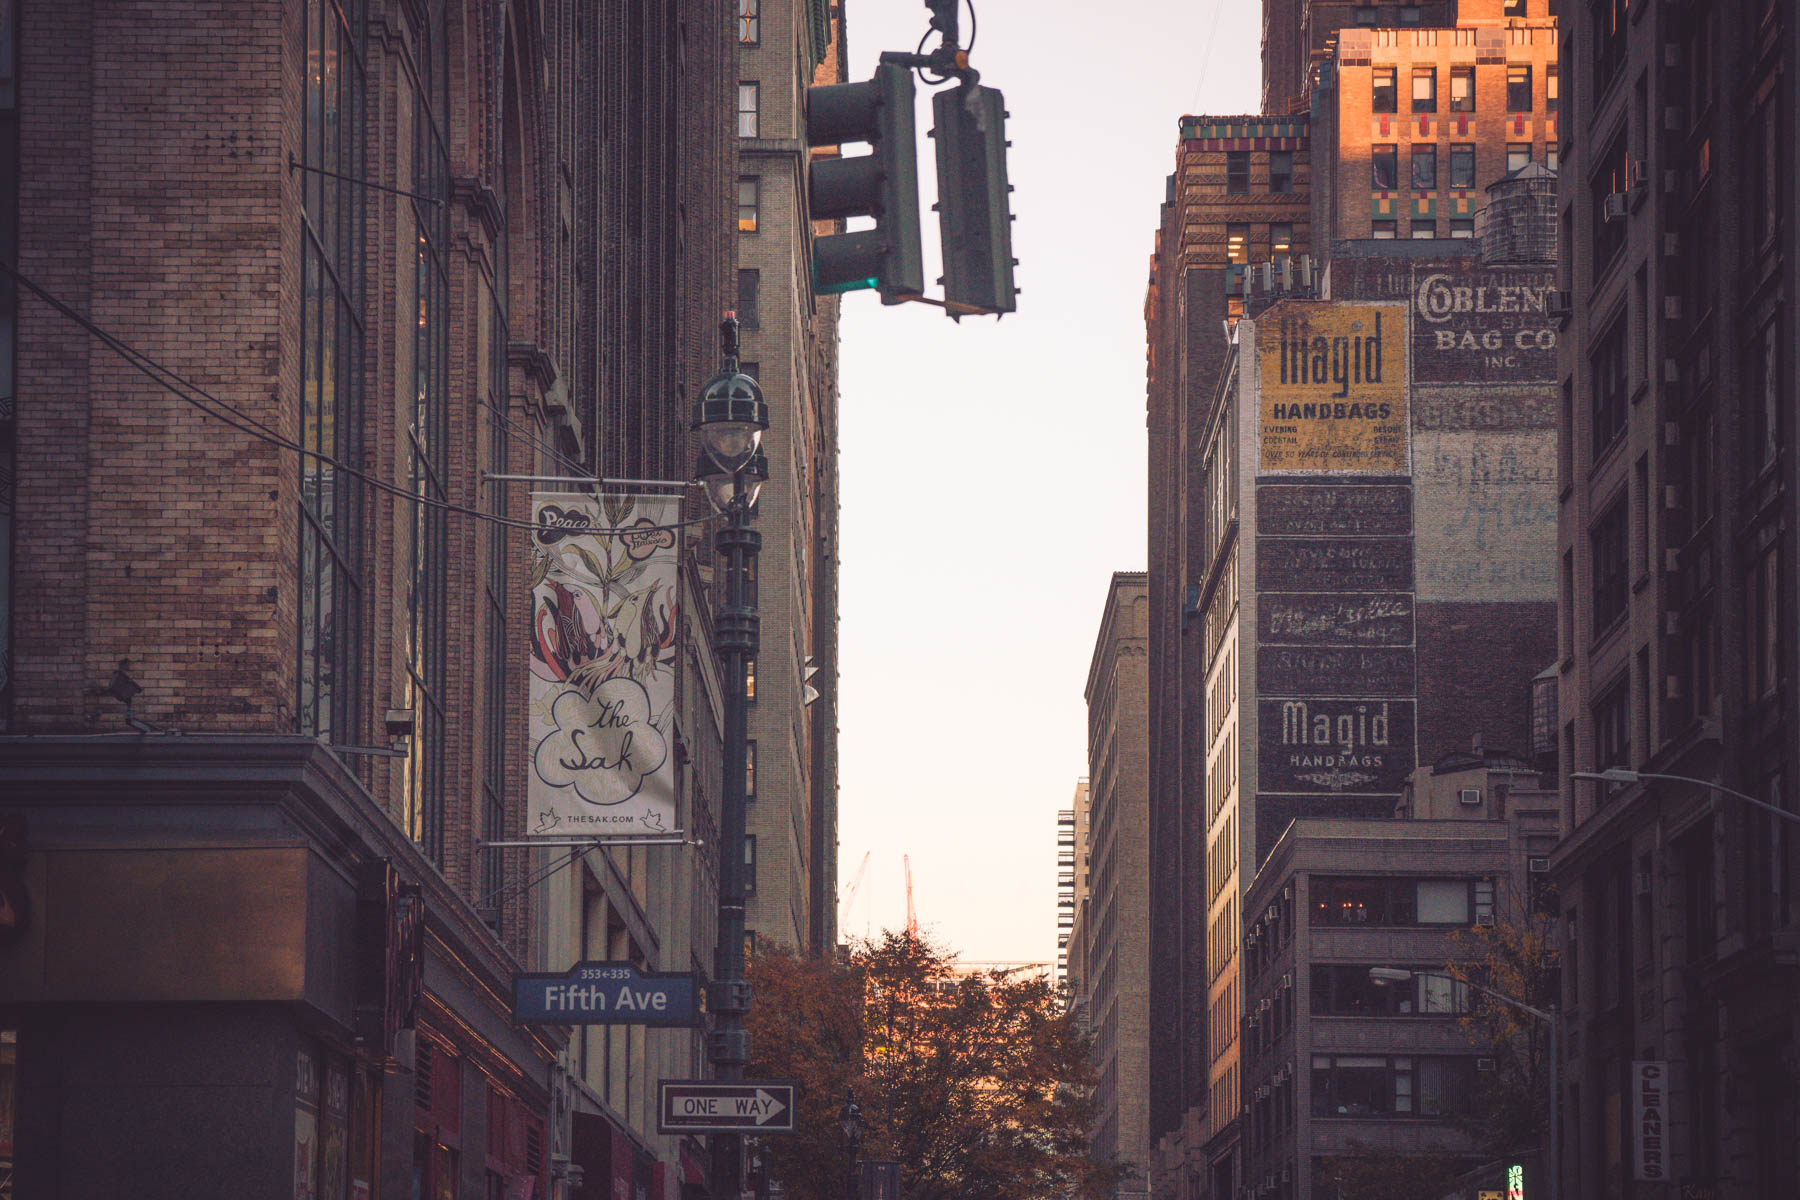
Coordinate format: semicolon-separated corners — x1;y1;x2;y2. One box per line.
746;931;1130;1200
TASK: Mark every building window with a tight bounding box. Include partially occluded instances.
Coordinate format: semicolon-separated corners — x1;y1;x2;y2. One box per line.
1412;68;1437;113
1593;132;1629;270
298;0;369;749
1449;143;1475;188
0;0;17;725
737;82;759;137
1592;678;1630;770
1355;6;1380;23
737;269;760;329
1745;542;1781;702
745;739;757;799
1591;495;1630;634
1592;317;1628;456
1311;877;1487;926
1372;144;1398;190
1368;67;1396;113
1269;150;1294;193
1411;144;1437;190
1594;0;1627;96
745;657;757;702
737;176;759;232
1546;65;1559;113
738;0;759;44
1310;1056;1476;1118
744;834;758;893
1450;217;1475;238
1450;65;1475;112
1226;151;1250;194
1226;223;1249;265
1747;318;1780;473
1411;223;1438;239
1371;220;1397;239
1507;143;1532;173
1504;0;1526;14
1507;64;1532;112
1270;222;1293;261
1546;146;1559;173
1399;5;1422;22
406;0;451;861
1372;67;1397;113
1310;966;1473;1017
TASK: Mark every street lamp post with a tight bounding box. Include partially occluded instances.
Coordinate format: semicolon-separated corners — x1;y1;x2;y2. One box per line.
839;1088;863;1200
1368;967;1560;1200
1572;767;1799;824
698;315;770;1200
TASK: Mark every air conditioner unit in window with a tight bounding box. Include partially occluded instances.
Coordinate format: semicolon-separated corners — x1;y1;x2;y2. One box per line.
1529;856;1551;873
1459;787;1484;806
1628;158;1650;186
1282;973;1293;990
1477;1057;1498;1072
1268;904;1279;921
1476;912;1497;926
1603;192;1630;221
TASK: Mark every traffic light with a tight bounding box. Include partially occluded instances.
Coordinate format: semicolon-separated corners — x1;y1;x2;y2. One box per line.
931;83;1016;314
807;62;924;303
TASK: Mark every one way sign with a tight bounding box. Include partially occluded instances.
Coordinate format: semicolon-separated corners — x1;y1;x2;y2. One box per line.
657;1080;798;1133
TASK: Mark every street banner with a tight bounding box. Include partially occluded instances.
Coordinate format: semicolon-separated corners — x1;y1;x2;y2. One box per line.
528;493;680;838
1257;301;1409;474
513;961;700;1026
1633;1060;1669;1182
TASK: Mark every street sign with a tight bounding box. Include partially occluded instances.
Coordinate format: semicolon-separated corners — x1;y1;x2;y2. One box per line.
657;1080;797;1133
512;961;700;1027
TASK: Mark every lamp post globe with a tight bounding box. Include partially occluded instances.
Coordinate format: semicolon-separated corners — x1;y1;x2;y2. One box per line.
695;367;768;477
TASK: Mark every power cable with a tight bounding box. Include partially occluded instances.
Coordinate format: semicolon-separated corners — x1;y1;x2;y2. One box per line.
1;260;723;537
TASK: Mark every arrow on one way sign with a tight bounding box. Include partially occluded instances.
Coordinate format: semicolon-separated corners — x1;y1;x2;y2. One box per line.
657;1080;798;1133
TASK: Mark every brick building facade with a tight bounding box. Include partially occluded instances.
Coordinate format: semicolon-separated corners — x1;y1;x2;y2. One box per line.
0;0;741;1195
1549;0;1799;1194
734;0;842;957
1083;573;1153;1195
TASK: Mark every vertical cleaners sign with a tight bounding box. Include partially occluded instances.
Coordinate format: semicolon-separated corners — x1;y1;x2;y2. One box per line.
1257;302;1409;474
528;494;681;838
1632;1060;1668;1182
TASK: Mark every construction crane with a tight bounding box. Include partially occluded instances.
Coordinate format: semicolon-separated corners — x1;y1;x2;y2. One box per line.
904;854;918;938
839;851;872;928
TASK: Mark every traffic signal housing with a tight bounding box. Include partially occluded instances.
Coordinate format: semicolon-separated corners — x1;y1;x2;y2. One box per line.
807;63;924;303
931;83;1016;314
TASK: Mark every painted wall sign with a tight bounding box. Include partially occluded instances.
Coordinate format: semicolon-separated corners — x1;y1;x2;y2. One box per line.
1257;483;1413;537
513;962;701;1026
1258;646;1415;696
1632;1061;1669;1182
1258;699;1417;793
1411;267;1559;381
528;494;680;838
1258;593;1414;646
1257;536;1414;592
1413;387;1556;432
1256;302;1409;474
1413;431;1558;602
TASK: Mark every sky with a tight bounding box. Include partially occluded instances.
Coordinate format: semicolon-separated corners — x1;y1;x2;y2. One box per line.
834;1;1264;964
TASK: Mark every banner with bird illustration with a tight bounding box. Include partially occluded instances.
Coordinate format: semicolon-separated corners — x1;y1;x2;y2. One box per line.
528;493;680;838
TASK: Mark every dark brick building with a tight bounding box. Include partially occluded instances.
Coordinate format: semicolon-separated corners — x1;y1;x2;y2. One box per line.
0;0;739;1195
1549;0;1799;1194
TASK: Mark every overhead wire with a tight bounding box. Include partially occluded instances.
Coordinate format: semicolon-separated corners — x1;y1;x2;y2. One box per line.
0;260;723;537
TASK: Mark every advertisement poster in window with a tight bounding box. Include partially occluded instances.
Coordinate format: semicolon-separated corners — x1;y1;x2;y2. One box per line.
295;1047;319;1200
1256;302;1409;474
528;494;681;839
